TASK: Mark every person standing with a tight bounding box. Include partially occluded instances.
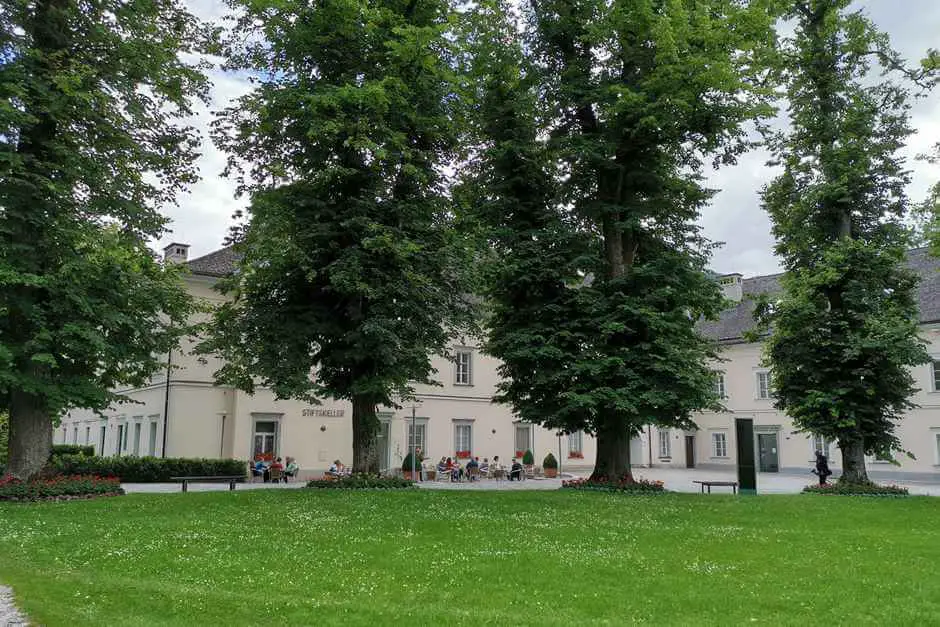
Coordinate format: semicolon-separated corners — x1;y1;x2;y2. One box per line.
814;450;832;486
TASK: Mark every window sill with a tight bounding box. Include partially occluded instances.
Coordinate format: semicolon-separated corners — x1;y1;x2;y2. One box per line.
658;457;672;461
710;456;730;460
453;383;474;387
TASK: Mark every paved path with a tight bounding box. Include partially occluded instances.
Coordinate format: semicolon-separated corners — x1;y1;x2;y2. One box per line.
121;469;940;495
0;586;27;626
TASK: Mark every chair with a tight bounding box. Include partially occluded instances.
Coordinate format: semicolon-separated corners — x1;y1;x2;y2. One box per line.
268;467;283;483
491;467;506;482
467;466;481;482
436;467;452;482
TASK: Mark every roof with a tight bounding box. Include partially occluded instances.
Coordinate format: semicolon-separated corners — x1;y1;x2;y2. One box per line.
186;244;940;339
186;246;240;278
700;247;940;343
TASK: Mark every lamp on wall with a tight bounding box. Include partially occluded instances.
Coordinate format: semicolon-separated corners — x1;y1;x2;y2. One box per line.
320;425;327;432
491;429;496;434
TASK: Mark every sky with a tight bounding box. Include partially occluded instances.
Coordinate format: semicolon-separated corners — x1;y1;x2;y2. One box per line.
161;0;940;279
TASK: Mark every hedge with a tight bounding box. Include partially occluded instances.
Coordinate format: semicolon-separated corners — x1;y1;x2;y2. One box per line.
0;475;124;501
306;474;417;490
802;482;909;496
45;455;248;483
51;444;96;457
561;476;668;494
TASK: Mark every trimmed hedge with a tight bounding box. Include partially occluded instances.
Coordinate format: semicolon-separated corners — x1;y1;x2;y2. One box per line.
802;482;909;497
0;475;124;501
306;474;417;490
51;444;95;457
45;455;248;483
561;476;668;494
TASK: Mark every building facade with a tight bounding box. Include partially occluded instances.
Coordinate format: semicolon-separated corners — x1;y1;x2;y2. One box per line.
57;244;940;480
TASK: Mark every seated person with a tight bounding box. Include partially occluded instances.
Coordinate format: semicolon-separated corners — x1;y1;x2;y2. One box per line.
509;458;523;481
451;460;463;482
326;459;343;478
436;457;448;475
466;456;479;480
252;459;267;479
479;457;490;476
285;457;300;480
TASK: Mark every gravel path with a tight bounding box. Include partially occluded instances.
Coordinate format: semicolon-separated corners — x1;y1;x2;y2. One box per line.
0;585;27;626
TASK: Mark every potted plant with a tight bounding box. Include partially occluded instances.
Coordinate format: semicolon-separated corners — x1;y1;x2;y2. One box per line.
456;450;471;459
542;452;558;478
522;449;535;475
401;452;422;480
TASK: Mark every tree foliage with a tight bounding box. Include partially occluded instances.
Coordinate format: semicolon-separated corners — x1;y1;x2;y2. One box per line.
201;0;477;473
0;0;207;479
466;0;780;479
758;0;932;483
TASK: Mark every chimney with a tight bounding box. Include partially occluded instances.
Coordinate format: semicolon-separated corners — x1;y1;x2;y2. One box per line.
163;242;190;264
718;273;743;303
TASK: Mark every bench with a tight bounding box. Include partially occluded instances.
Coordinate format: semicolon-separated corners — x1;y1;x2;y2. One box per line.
693;480;738;495
170;475;245;493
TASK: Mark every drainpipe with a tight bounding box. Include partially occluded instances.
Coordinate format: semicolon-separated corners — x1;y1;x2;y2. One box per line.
220;414;226;457
161;349;172;458
647;424;653;468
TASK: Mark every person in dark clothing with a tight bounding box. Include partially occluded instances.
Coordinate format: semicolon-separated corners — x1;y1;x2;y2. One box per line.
509;458;523;481
814;450;832;486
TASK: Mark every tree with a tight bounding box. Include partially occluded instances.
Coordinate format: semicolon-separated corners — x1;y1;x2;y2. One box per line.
758;0;933;484
203;0;477;473
0;1;206;479
467;0;779;479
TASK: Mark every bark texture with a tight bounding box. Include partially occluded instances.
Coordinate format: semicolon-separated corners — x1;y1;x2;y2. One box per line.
838;435;870;484
351;395;379;474
6;391;52;480
590;422;633;481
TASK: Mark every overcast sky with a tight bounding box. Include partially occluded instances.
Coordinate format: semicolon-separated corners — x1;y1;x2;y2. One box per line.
163;1;940;279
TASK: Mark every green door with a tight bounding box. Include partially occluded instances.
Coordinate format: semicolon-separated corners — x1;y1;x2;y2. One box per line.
757;433;779;472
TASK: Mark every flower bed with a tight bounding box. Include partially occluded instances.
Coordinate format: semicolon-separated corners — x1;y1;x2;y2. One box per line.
561;476;667;494
306;474;417;490
46;455;247;482
802;482;909;497
0;475;124;502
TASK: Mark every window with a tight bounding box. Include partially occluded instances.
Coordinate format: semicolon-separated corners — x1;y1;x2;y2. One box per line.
454;422;472;456
132;422;141;456
252;420;279;460
72;426;78;444
455;350;473;385
61;426;67;443
712;432;728;458
115;424;125;456
148;422;158;456
932;360;940;392
756;371;772;399
714;374;726;399
408;421;427;458
84;426;90;445
568;431;583;458
514;423;533;457
99;425;107;455
658;430;671;458
936;432;940;465
811;434;833;459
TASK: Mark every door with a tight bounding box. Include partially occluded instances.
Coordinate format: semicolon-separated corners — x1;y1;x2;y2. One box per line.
514;423;533;458
685;436;695;468
252;420;279;460
757;433;779;472
376;420;390;472
116;424;125;456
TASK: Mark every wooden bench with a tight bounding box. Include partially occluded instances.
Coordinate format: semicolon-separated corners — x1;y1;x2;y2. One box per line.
170;475;245;493
693;480;738;494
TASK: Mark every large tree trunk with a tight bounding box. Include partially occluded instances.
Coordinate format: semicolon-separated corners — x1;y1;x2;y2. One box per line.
351;395;379;474
6;390;53;480
590;422;633;481
838;434;869;484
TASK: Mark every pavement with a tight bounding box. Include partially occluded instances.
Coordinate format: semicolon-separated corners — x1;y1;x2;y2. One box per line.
120;467;940;496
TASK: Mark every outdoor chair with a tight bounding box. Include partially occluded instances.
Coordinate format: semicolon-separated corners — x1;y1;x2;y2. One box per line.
436;468;451;482
268;467;283;483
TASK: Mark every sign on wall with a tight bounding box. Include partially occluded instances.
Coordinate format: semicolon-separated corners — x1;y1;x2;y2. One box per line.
302;408;345;417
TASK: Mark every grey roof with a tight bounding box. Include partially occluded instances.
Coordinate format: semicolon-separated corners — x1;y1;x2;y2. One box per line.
186;246;239;278
700;247;940;343
186;244;940;339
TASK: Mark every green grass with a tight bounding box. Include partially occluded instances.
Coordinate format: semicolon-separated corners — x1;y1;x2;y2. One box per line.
1;490;939;625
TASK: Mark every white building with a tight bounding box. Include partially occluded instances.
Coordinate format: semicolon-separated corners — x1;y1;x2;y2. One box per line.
58;244;940;480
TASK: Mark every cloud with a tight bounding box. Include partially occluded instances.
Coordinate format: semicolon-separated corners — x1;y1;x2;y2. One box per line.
163;0;940;278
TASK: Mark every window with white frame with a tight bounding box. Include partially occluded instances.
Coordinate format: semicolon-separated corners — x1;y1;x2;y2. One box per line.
455;350;473;385
73;426;78;444
756;371;772;399
514;423;533;456
811;434;833;459
408;420;428;455
712;432;728;458
568;431;583;457
935;431;940;465
132;421;142;456
84;426;91;445
714;374;726;399
454;421;472;456
658;430;671;458
932;360;940;392
148;421;158;456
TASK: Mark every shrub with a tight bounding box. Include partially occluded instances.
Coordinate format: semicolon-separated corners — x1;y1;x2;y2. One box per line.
45;455;247;482
306;474;417;490
51;444;95;457
522;449;535;465
802;482;909;496
561;476;667;494
542;452;558;469
401;452;423;473
0;475;124;501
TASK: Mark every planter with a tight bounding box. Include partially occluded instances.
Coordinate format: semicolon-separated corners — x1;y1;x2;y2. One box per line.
403;471;420;480
543;467;558;478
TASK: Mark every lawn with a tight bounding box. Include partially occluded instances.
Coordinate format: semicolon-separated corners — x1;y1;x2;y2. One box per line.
1;490;939;626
